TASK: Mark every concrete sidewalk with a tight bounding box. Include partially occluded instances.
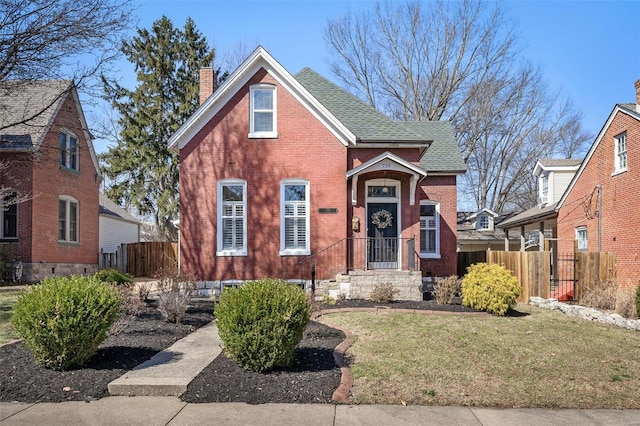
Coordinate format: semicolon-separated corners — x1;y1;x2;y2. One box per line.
1;398;639;425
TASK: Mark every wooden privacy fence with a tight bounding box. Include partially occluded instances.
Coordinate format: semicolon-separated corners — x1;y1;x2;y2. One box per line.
483;250;616;303
99;245;127;272
486;251;550;302
573;251;616;300
126;242;178;277
457;251;487;277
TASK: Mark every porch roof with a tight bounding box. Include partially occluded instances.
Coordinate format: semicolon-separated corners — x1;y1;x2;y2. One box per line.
497;202;558;229
346;151;427;206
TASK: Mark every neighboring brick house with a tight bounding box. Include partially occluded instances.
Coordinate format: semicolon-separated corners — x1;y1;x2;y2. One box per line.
0;81;101;282
168;47;465;298
556;79;640;288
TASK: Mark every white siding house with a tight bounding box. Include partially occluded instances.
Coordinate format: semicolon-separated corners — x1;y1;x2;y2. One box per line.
99;194;141;253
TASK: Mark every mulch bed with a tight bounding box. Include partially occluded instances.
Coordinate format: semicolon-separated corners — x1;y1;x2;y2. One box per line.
0;299;214;403
0;297;476;404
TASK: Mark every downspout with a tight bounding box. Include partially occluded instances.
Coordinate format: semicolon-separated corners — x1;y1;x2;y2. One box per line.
597;185;602;252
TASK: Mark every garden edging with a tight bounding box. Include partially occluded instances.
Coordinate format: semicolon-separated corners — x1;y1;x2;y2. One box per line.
529;297;640;331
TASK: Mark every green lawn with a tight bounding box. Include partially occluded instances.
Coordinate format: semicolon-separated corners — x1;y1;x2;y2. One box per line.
0;286;26;344
321;304;640;409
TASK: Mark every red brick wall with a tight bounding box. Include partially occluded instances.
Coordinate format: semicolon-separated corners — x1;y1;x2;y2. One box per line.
557;109;640;287
419;176;458;277
29;93;100;266
0;151;33;262
180;68;348;281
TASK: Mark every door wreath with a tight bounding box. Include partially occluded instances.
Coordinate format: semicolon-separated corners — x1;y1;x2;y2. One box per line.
372;209;393;229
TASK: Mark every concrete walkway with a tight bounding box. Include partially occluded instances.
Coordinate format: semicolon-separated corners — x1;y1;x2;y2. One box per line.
1;398;639;425
108;322;223;397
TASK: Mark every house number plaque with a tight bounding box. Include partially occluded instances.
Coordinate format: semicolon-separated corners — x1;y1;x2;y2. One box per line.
318;208;338;214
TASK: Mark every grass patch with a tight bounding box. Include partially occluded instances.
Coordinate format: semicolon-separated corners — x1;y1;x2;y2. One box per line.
321;304;640;408
0;286;25;345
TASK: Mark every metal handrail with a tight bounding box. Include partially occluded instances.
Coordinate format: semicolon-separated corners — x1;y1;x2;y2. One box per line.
299;237;420;284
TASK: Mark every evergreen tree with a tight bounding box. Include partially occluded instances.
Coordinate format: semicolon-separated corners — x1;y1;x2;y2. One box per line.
101;16;218;241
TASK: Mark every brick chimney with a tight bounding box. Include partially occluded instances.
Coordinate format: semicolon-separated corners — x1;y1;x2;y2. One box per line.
635;79;640;106
199;67;214;105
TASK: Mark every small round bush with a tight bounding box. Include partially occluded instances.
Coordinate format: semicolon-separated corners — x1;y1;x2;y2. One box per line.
11;275;122;370
215;278;311;372
461;263;520;316
93;269;134;286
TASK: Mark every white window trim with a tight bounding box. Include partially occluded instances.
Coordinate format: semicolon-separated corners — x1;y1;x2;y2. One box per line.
420;200;440;259
58;195;79;243
477;214;492;231
539;174;549;204
59;130;79;171
280;179;310;256
248;84;278;139
576;226;588;252
613;132;627;174
216;179;247;256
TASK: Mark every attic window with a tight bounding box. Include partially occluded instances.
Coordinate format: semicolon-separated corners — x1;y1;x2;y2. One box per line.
614;132;627;173
249;84;277;138
477;215;491;230
59;132;78;171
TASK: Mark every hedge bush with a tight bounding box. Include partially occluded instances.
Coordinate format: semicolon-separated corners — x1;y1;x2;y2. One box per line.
461;263;520;316
215;278;311;372
93;269;134;286
11;275;122;370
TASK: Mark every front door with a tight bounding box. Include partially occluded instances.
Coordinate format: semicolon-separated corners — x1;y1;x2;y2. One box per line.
367;202;398;269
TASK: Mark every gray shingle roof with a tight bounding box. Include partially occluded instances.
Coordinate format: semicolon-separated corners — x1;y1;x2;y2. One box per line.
403;121;466;173
0;80;72;150
538;158;582;168
294;68;466;173
99;193;140;224
497;202;558;229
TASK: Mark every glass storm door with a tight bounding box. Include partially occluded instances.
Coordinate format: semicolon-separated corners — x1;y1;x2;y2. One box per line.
367;202;398;269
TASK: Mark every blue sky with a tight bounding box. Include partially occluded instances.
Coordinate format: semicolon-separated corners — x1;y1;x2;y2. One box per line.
95;0;640;154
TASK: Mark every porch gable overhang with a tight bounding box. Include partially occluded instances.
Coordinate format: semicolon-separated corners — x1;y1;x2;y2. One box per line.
346;151;427;206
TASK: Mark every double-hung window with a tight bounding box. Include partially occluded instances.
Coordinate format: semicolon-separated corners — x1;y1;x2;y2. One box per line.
1;191;18;239
59;132;78;171
217;180;247;256
576;227;587;252
540;174;549;204
249;84;277;138
59;196;79;243
420;201;440;258
280;180;310;255
614;132;627;173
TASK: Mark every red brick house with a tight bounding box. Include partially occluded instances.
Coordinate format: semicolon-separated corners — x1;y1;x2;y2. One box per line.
0;81;101;282
168;47;465;299
556;79;640;288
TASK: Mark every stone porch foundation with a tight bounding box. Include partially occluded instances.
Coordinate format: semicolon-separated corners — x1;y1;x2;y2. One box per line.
327;270;423;301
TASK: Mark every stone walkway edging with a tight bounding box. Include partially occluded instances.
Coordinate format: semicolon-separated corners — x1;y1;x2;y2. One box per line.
312;306;487;403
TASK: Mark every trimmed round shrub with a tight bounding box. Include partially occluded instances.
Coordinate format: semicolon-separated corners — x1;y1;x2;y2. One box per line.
461;263;520;316
93;269;133;286
215;278;311;372
11;275;122;370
